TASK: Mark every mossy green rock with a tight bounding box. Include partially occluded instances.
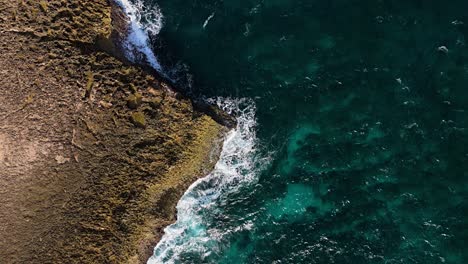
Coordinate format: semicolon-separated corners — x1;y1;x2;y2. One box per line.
131;112;146;128
127;93;142;109
149;98;163;108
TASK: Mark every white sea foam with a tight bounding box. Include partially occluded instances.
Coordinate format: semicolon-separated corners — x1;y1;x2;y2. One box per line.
203;12;216;29
148;98;260;264
113;0;164;72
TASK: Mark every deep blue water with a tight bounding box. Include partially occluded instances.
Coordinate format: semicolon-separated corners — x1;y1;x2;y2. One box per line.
121;0;468;263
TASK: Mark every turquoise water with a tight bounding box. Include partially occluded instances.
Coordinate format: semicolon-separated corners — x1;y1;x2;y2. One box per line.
121;0;468;263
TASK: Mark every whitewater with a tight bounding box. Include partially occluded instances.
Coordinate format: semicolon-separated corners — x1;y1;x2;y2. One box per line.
113;1;262;263
113;0;164;72
149;98;259;263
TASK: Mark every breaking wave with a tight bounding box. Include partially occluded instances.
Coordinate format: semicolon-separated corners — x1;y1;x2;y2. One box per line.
113;0;164;72
148;98;261;264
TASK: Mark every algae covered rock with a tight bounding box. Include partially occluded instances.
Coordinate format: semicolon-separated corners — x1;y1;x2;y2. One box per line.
131;111;146;128
39;1;48;13
127;93;143;109
148;97;163;108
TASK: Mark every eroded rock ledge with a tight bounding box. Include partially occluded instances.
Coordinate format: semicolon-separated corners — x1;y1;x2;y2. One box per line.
0;0;228;263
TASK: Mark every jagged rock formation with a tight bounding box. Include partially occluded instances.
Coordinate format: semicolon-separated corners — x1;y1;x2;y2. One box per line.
0;0;228;263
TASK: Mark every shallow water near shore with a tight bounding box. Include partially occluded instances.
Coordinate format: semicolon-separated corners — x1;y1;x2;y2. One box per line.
123;0;468;263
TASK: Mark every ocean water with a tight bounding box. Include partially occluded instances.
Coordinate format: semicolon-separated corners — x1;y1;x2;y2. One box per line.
118;1;468;263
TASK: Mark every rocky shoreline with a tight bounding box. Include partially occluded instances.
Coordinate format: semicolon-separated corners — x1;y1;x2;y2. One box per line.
0;0;229;263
